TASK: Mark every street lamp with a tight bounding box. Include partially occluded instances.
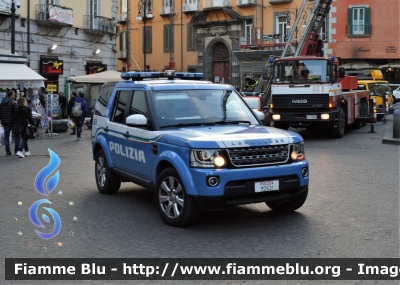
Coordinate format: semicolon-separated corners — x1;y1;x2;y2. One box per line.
11;0;21;54
136;0;153;71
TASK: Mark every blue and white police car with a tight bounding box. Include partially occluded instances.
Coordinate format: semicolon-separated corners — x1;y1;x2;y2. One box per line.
91;71;309;227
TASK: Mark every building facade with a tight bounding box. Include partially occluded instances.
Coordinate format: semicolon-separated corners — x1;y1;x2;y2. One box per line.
117;0;305;90
0;0;117;95
328;0;400;82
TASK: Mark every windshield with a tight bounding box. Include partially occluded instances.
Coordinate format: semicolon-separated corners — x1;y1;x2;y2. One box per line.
243;98;260;109
368;82;390;95
153;89;259;128
273;59;329;83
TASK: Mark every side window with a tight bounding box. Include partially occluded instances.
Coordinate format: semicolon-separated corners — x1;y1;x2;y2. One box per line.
95;84;115;117
130;91;148;116
111;90;133;124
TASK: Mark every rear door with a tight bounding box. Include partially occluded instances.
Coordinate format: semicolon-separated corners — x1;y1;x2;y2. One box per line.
108;88;154;183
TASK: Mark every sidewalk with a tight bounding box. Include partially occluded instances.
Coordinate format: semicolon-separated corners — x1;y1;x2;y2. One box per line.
382;114;400;145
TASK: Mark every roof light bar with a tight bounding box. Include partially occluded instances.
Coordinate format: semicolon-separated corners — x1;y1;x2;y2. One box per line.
120;70;204;81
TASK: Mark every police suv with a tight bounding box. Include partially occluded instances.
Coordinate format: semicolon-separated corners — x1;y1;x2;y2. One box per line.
91;71;309;227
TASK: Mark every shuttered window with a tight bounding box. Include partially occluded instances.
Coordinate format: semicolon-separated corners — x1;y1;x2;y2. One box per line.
164;24;174;53
187;24;196;51
347;7;371;37
143;26;152;54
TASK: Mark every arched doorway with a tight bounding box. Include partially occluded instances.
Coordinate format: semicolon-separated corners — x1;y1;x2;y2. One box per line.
212;43;230;84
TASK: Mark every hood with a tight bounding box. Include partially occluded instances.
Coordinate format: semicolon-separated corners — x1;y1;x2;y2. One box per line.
157;125;303;148
1;97;14;105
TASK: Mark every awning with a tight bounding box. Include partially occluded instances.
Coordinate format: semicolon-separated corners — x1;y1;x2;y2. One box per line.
0;63;45;88
69;70;124;83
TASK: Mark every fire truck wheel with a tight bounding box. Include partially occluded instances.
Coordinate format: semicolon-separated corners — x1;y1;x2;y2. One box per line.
266;187;308;212
274;122;289;130
361;101;368;127
332;107;345;138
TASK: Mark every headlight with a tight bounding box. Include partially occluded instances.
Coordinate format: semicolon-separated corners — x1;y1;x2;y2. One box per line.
190;149;226;168
290;143;305;161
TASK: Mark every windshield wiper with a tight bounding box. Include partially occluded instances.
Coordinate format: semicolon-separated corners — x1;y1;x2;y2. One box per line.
214;120;252;125
160;122;216;128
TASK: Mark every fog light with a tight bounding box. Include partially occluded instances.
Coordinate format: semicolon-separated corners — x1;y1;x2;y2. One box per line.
321;114;330;120
301;167;308;177
208;176;219;187
272;114;281;120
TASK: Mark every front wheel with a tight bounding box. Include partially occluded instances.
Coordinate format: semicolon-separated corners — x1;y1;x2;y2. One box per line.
266;187;308;212
332;107;345;138
156;168;202;227
95;150;121;194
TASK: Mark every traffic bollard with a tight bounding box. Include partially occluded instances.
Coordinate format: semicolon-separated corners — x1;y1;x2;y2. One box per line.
393;109;400;139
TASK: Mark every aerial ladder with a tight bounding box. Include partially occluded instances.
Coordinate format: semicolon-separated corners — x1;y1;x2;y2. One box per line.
261;0;332;106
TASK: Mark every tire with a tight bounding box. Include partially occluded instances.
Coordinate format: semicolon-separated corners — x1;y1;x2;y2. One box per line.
389;96;396;114
266;187;308;212
274;121;289;130
361;101;368;127
95;149;121;194
332;107;345;138
156;168;202;227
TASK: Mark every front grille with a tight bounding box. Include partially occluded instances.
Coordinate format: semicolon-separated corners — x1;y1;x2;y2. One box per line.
273;94;329;109
227;145;289;167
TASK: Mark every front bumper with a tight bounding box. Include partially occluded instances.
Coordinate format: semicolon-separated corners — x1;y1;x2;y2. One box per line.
187;161;309;209
272;110;337;127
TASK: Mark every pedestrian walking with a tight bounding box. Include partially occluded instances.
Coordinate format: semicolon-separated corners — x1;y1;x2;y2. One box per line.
71;92;88;141
68;92;77;135
0;90;20;156
15;97;35;158
59;92;67;118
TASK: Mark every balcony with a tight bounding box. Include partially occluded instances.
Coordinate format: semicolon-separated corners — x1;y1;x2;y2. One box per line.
36;4;73;27
83;15;116;35
269;0;293;3
159;5;172;16
117;12;127;23
237;0;257;7
203;0;232;10
182;2;199;13
346;24;372;37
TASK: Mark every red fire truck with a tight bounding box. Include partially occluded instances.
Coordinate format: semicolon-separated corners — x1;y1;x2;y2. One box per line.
263;0;376;138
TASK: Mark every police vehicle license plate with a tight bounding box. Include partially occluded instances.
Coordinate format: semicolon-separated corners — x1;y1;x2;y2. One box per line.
306;115;317;119
254;180;279;192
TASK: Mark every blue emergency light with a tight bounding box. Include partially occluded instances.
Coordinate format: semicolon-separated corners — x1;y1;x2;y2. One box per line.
121;70;204;81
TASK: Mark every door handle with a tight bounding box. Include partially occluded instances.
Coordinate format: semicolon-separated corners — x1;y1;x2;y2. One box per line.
104;126;109;132
123;131;130;138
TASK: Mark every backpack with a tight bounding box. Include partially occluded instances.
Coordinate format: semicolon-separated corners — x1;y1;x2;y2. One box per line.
72;101;82;117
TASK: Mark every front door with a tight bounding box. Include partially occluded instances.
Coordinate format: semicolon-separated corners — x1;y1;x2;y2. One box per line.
212;43;230;84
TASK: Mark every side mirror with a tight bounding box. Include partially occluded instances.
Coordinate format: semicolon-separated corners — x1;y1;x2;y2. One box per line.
338;67;345;78
126;114;148;126
253;110;265;121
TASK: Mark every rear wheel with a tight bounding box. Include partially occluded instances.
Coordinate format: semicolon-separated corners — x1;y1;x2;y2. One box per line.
266;188;308;212
389;96;396;114
361;101;368;127
156;168;202;227
332;107;345;138
95;150;121;194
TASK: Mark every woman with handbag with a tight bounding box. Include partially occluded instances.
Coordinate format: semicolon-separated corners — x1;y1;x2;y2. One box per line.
15;97;35;158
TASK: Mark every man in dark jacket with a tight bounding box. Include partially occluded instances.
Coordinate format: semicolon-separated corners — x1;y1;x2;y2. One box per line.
71;92;88;141
67;92;77;135
0;90;20;155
